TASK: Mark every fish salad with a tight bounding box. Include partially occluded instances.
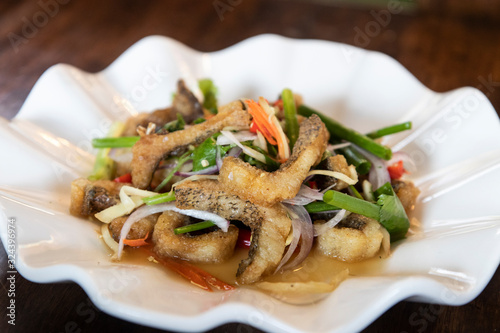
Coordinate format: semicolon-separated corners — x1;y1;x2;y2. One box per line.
70;79;419;293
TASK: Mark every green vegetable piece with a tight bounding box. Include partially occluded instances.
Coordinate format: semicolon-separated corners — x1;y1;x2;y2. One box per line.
323;190;380;220
163;113;185;132
366;121;412;139
88;122;124;180
143;191;176;206
174;221;216;235
193;117;206;124
338;146;371;175
298;105;392;160
192;134;232;172
323;185;410;242
198;79;218;114
282;88;300;149
155;151;192;192
304;201;340;213
92;136;140;148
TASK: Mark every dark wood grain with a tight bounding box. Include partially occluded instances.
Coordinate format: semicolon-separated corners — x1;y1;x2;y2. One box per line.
1;0;499;332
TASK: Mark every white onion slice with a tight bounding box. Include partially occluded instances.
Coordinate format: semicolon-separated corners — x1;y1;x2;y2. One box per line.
283;185;323;205
253;130;268;152
327;142;351;151
314;209;348;236
276;204;314;272
117;202;229;259
220;130;267;164
307;169;358;185
95;186;157;223
216;130;256;145
101;223;119;254
356;147;390;190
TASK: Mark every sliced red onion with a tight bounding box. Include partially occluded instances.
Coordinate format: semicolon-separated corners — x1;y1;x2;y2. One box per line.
356;146;390;190
387;151;416;173
216;145;223;170
276;204;314;272
314;209;347;236
117;202;229;259
283;185;323;206
175;165;218;177
216;130;256;145
227;147;242;158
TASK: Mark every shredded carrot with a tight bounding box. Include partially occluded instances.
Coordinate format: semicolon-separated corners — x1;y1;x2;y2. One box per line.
123;232;150;247
139;248;235;292
246;98;290;161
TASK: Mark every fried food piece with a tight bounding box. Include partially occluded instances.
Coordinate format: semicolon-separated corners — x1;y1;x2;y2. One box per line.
174;179;291;284
218;114;329;206
152;211;238;263
108;213;159;242
392;179;420;214
122;80;203;136
70;178;123;217
316;214;384;262
131;101;251;189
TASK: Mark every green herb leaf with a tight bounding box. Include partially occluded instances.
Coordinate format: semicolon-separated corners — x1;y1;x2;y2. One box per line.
198;79;218;114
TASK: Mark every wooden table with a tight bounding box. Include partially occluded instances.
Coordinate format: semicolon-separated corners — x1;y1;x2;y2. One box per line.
1;0;499;332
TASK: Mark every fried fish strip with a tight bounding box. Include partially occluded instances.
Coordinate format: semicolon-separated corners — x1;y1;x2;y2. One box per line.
218;114;329;206
152;211;238;263
131;101;251;189
174;179;291;284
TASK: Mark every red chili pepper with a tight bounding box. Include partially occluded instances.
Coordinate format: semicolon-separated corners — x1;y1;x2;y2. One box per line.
387;160;406;180
237;229;252;249
249;121;258;133
308;180;318;189
113;173;132;183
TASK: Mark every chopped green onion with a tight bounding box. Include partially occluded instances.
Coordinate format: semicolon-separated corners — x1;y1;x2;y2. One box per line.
282;88;300;149
338;146;371;175
163;113;186;132
323;190;380;220
304;201;340;213
88;122;124;180
366;121;412;139
349;185;363;200
92;136;140;148
298;105;392;160
174;221;216;235
155;151;192;192
143;191;176;205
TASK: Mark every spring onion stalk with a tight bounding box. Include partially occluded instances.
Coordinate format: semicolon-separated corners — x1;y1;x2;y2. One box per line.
155;151;192;192
323;190;380;220
323;184;410;242
304;201;340;213
282;88;300;149
366;121;412;139
88;122;125;180
92;136;140;148
143;191;176;206
338;146;371;175
297;105;392;160
349;185;363;200
174;221;216;235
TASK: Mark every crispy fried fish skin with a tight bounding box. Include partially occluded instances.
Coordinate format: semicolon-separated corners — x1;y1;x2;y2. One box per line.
109;214;159;242
392;179;420;214
70;178;123;217
131;101;250;189
174;179;291;284
316;214;384;262
218;114;329;206
152;211;238;263
122;80;203;136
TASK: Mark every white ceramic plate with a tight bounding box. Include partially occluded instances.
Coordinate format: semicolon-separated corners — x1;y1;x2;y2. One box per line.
1;35;500;333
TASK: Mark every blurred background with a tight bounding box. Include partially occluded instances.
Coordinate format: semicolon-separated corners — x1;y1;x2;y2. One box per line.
0;0;499;332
